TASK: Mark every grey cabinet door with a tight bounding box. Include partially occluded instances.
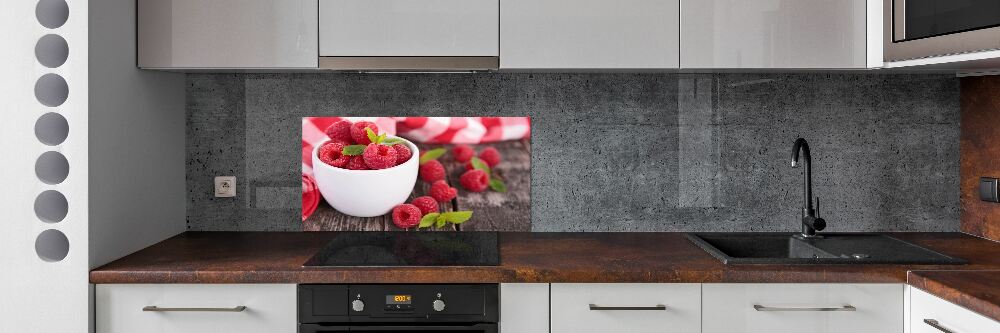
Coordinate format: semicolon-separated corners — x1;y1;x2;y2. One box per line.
138;0;318;69
681;0;870;69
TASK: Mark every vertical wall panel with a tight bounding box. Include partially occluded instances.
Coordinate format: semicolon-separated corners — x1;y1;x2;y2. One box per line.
960;76;1000;242
0;0;89;331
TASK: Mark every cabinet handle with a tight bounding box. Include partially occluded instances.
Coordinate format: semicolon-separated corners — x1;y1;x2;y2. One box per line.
923;319;955;333
588;304;666;311
753;304;856;312
143;306;247;312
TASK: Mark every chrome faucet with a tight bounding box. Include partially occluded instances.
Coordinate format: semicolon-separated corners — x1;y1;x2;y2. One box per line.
791;138;826;237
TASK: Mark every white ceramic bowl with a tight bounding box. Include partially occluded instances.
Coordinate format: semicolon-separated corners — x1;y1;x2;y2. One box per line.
311;136;419;217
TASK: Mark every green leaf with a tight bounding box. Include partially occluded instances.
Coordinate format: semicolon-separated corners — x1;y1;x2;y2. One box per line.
419;213;439;228
489;178;507;193
470;157;491;174
441;211;473;224
382;137;405;146
366;127;379;144
435;213;447;228
342;144;366;156
419;148;447;164
377;133;387;144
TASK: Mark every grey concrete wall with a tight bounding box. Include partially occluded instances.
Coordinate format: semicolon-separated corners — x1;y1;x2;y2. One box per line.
186;73;959;232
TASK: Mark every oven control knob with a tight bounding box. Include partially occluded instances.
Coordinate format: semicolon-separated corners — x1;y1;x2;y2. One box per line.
351;299;365;312
432;299;446;312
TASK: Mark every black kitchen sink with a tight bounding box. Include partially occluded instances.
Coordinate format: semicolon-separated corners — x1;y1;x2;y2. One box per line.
686;233;966;265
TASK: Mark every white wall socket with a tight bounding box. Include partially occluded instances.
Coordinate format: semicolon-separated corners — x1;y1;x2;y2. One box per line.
214;176;236;197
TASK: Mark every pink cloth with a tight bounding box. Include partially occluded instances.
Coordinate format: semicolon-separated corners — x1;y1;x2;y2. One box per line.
301;174;320;221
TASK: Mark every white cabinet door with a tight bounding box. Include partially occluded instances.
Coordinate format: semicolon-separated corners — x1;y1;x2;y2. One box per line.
551;283;700;333
319;0;499;56
910;287;1000;333
702;284;903;333
680;0;869;68
138;0;318;69
96;284;297;333
500;283;549;333
501;0;680;69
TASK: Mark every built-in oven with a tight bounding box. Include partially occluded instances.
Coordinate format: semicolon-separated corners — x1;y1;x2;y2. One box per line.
299;284;498;333
884;0;1000;61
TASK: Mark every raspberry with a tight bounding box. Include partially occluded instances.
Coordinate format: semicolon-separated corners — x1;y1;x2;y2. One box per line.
459;169;490;192
429;180;458;203
318;141;349;168
351;121;379;145
452;145;474;163
324;120;354;143
419;160;446;182
464;161;474;171
347;156;368;170
411;196;439;215
363;143;398;169
393;144;412;164
478;147;501;167
392;204;422;229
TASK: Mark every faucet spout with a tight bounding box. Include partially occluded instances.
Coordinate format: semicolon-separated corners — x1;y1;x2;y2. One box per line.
791;138;825;237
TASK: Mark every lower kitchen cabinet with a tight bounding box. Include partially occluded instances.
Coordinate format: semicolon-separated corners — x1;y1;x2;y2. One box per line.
702;283;903;333
909;287;1000;333
500;283;549;333
96;284;296;333
550;283;701;333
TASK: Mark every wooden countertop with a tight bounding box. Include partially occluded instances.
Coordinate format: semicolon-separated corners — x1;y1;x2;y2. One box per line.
89;232;1000;321
91;232;1000;284
908;270;1000;323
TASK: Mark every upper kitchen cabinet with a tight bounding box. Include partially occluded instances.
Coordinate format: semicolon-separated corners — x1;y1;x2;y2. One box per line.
318;0;500;70
138;0;318;69
501;0;681;69
681;0;880;69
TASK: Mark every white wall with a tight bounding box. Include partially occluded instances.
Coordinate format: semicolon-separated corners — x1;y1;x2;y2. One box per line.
0;0;185;331
0;0;90;331
88;0;187;270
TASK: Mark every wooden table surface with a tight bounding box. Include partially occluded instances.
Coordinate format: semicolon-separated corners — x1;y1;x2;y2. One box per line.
304;140;531;232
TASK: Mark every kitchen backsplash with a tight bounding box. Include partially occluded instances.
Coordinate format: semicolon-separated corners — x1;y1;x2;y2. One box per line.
186;73;959;232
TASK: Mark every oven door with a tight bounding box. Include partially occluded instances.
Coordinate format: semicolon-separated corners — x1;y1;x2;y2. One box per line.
300;323;498;333
885;0;1000;61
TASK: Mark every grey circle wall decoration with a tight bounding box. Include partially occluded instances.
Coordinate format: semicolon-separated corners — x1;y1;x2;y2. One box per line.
34;190;68;223
35;151;69;185
36;0;69;29
35;112;69;145
34;73;69;107
35;229;69;262
35;34;69;68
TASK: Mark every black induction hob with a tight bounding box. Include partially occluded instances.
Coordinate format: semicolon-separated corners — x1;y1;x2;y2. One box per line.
303;232;500;267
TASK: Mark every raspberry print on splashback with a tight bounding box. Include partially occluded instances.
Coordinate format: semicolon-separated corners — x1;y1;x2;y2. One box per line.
302;117;531;232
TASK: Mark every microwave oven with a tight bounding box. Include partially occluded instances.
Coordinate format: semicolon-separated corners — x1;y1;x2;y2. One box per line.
884;0;1000;62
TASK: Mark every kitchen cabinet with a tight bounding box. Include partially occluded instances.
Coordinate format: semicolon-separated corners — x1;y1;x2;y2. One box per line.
500;283;549;333
680;0;876;68
96;284;297;333
702;283;903;333
550;283;701;333
500;0;680;69
909;287;1000;333
137;0;318;69
319;0;499;57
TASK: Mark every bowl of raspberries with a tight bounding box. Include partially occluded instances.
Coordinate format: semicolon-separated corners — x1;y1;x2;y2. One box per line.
311;120;418;217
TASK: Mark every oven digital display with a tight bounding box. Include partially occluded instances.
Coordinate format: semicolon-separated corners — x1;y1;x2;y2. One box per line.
386;295;412;305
